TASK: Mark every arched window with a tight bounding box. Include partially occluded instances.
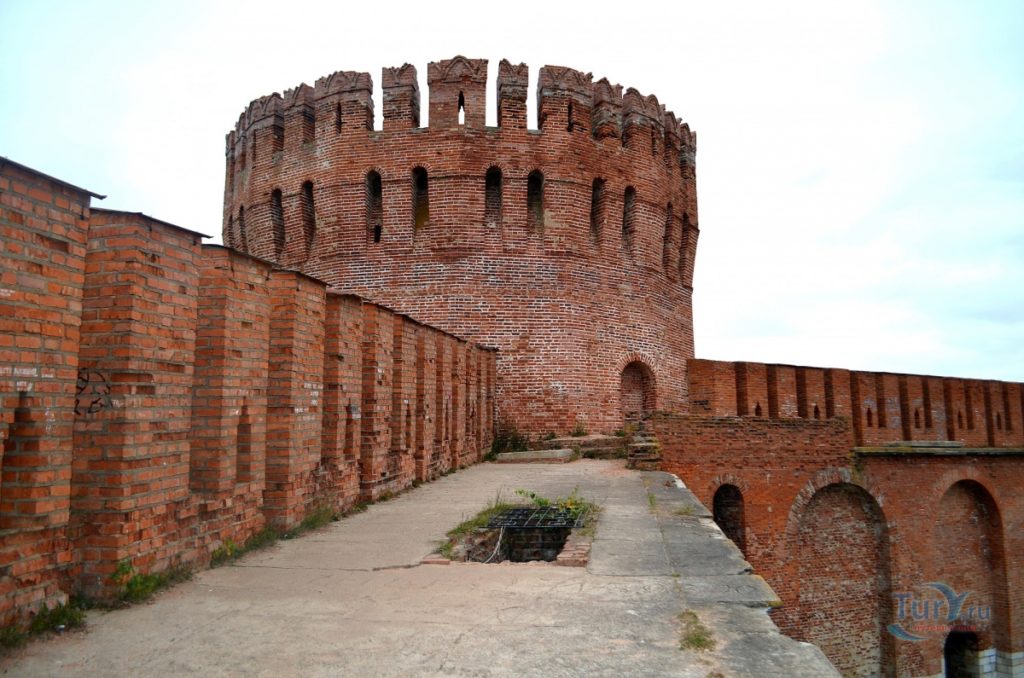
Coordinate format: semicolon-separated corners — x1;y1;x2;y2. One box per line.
301;181;316;256
527;170;544;232
589;178;606;244
412;167;430;229
679;213;692;283
366;171;383;243
457;91;465;126
484;167;502;227
622;186;637;253
270;191;284;260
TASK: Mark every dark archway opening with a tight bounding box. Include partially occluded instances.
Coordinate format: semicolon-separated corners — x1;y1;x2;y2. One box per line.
712;484;746;554
620;361;654;424
944;631;980;678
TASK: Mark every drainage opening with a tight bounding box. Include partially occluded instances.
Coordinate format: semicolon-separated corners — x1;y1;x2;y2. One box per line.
468;507;586;563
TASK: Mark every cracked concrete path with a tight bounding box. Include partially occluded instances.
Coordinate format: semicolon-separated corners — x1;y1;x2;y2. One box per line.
0;460;836;677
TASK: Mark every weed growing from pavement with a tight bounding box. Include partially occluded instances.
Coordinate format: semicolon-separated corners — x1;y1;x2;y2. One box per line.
0;601;86;649
679;610;715;651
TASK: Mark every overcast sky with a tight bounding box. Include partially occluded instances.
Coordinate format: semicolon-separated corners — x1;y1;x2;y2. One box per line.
2;1;1022;381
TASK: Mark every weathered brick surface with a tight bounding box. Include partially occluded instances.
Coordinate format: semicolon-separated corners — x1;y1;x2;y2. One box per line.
0;160;496;622
654;359;1024;677
224;56;698;435
263;271;326;527
0;159;92;620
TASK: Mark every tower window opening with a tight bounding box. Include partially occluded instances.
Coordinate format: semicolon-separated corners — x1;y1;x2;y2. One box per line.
366;171;383;243
567;101;574;132
679;213;692;283
270;191;284;260
335;102;343;133
237;205;248;254
485;167;502;227
458;91;465;126
590;178;606;243
301;180;316;256
527;170;544;232
622;186;637;253
412;167;430;229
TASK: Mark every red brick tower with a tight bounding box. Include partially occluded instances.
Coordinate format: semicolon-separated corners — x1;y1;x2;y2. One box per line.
223;56;699;434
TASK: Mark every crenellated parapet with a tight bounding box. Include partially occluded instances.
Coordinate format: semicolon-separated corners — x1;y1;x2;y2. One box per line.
225;57;697;190
223;57;701;434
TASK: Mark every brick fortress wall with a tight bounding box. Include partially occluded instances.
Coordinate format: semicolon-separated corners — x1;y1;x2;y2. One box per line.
655;359;1024;677
223;56;698;436
0;158;495;620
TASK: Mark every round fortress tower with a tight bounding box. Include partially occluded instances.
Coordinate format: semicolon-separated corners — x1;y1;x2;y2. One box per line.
223;56;698;435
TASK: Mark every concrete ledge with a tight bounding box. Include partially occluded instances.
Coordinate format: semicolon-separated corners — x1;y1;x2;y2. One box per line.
855;446;1024;457
494;448;575;463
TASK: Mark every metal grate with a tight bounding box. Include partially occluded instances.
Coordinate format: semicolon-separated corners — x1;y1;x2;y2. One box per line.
487;506;584;530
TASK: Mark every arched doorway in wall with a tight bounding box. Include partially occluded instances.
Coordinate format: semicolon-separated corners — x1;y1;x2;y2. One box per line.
791;483;895;677
934;480;1008;660
712;484;746;555
943;631;980;678
620;361;655;424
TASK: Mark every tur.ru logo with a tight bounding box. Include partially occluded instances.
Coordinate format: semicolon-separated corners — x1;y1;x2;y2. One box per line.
888;582;991;642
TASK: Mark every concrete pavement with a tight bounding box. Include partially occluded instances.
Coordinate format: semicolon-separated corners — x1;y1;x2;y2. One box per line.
0;460;837;677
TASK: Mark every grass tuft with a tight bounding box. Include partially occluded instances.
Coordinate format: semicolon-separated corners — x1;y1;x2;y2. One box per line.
679;610;715;651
